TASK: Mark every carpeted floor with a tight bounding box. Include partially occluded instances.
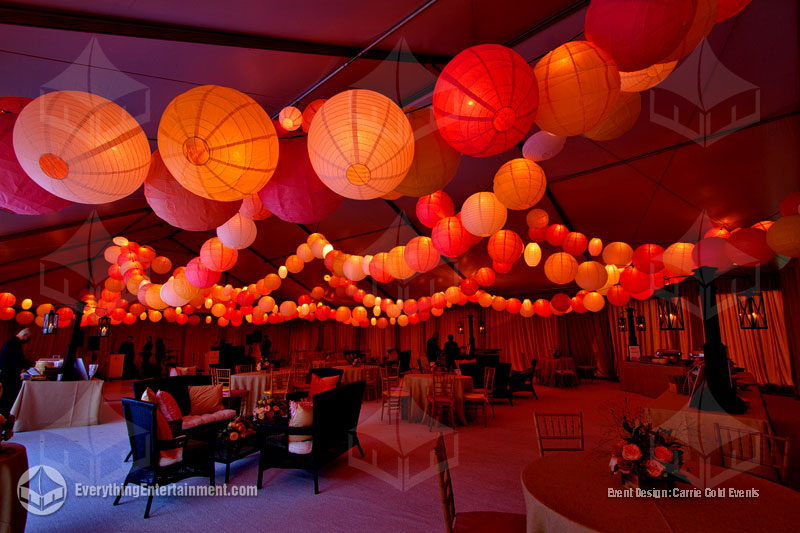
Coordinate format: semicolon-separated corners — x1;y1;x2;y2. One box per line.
11;380;799;532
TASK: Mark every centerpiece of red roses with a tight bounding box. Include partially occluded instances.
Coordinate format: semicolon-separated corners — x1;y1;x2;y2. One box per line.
609;405;688;488
253;396;287;422
219;416;256;445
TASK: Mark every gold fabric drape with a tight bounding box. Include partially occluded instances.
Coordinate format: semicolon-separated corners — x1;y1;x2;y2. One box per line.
779;261;800;397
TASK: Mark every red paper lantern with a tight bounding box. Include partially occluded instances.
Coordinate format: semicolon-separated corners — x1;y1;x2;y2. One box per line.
0;97;73;215
528;227;548;242
487;230;523;264
368;252;395;284
506;298;522;314
301;99;326;133
727;228;774;266
607;285;631;307
405;236;441;273
533;299;552;317
562;232;588;256
417;191;455;228
433;44;539;157
585;0;696;72
534;41;621;137
457;213;483;246
259;137;342;224
0;292;15;308
432;216;471;257
550;293;572;313
692;237;734;271
665;0;719;62
460;278;479;296
493;261;513;274
716;0;752;22
619;267;651;295
779;192;800;217
546;224;569;247
200;238;238;272
431;292;447;309
475;267;496;287
632;244;665;274
526;208;549;229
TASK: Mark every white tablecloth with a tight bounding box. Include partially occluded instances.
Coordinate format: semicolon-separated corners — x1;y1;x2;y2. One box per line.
11;380;104;432
230;372;271;414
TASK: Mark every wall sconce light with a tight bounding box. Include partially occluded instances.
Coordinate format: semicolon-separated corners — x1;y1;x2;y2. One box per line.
635;314;646;332
457;321;464;334
617;315;627;332
656;285;684;330
43;309;58;335
478;321;486;334
738;288;767;330
98;316;111;337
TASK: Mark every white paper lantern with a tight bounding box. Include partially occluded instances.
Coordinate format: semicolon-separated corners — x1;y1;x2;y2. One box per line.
217;214;257;250
522;131;566;161
461;192;508;237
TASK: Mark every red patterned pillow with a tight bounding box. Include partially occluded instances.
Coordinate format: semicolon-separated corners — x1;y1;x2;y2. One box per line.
156;390;182;422
309;374;338;398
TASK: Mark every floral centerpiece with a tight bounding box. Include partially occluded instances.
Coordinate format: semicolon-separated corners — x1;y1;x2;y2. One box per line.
253;396;287;422
219;416;256;444
0;414;14;450
609;405;688;488
256;358;271;372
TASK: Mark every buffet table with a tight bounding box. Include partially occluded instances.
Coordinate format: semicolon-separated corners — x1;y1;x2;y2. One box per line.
403;374;473;425
618;360;687;398
0;442;28;533
230;371;272;414
10;380;104;432
521;451;800;533
537;357;575;386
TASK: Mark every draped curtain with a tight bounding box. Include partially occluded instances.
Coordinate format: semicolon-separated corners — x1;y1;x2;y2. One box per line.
778;261;800;397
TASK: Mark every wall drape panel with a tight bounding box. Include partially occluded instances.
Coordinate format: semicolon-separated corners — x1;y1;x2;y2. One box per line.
779;261;800;397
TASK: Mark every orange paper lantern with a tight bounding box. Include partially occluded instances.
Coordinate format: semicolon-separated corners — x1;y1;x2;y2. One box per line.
487;230;523;264
766;216;800;258
663;243;698;276
544;252;578;284
475;267;496;287
588;238;603;256
368;252;395;283
417;190;455;228
301;99;326;133
607;285;631;307
153;256;174;275
533;299;552;317
405;237;440;273
493;158;547;210
584;92;641;141
278;106;302;131
575;261;608;291
524;243;542;267
200;237;238;272
461;192;508;237
546;224;569;247
526;208;549;229
602;242;634;267
583;291;606;312
387;246;415;279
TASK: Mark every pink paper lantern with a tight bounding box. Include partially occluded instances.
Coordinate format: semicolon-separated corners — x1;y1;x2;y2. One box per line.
417;190;455;228
432;216;471;257
200;237;238;272
239;194;272;220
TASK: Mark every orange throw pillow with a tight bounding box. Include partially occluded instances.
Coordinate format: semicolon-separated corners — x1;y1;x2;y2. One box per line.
309;374;338;398
156;390;182;422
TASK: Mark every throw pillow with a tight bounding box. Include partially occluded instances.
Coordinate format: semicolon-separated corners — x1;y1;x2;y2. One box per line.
188;385;224;415
288;400;313;442
177;366;197;376
309;374;338;398
140;387;157;403
139;388;174;445
156;390;182;422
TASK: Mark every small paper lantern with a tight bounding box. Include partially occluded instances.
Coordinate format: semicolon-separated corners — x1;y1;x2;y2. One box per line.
307;89;414;200
716;0;752;22
602;242;634;267
534;299;552;317
296;244;315;263
633;244;665;274
285;255;304;274
526;208;549;229
766;216;800;258
588;238;603;257
727;228;774;266
387;246;415;279
544;252;578;284
158;85;278;201
505;298;522;314
417;190;455;228
160;280;188;308
662;243;697;275
239;194;272;220
200;237;238;272
585;0;695;72
551;294;572;313
460;278;479;296
562;232;588;256
145;150;242;231
692;237;734;271
478;292;493;308
534;41;621;137
524;243;542;267
779;192;800;217
493;158;547;210
620;62;679;93
393;108;461;197
475;267;496;287
343;255;367;281
13;91;150;203
433;44;539;157
584;92;641;141
149;310;163;322
217;214;257;250
279;106;302;131
491;296;506;312
432;216;471;257
583;292;606;312
619;267;651;294
172;275;200;300
16;310;34;324
280;301;297;317
301;99;326;133
368;252;395;283
487;230;523;264
0;292;16;308
522;131;566;162
405;237;440;273
575;261;608;291
546;224;569;247
259;137;343;224
445;287;462;305
520;299;535;317
461;192;507;237
607;285;631;307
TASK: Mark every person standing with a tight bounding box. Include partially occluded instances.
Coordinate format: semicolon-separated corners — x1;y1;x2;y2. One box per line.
443;334;460;371
260;334;272;361
119;336;137;379
154;338;166;377
140;336;153;377
0;329;31;416
426;332;440;370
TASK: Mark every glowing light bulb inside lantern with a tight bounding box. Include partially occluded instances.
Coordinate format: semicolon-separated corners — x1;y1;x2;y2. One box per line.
139;312;147;320
176;306;182;315
323;274;331;282
278;266;288;279
205;298;213;309
322;244;334;258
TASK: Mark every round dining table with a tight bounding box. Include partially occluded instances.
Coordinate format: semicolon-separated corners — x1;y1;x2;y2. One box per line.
402;373;474;425
521;451;800;532
230;371;272;414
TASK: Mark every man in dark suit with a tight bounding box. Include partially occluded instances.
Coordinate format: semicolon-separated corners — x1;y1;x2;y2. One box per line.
0;328;31;416
443;334;460;371
426;332;440;370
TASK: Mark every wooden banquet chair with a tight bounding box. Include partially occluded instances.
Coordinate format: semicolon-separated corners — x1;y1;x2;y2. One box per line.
714;423;790;485
290;363;312;393
363;365;379;401
379;365;409;423
533;412;584;456
264;369;292;404
463;366;495;427
234;364;253;374
213;367;248;415
434;433;526;533
428;371;456;431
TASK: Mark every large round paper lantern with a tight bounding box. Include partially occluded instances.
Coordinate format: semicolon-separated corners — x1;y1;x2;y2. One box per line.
602;242;634;267
144;284;168;310
585;0;695;72
491;296;507;312
663;243;697;275
692;237;733;271
160;280;188;308
526;208;549;229
584;92;641;141
461;192;507;237
301;99;326;133
239;193;272;220
533;299;552;317
460;278;479;296
620;62;679;93
633;244;665;274
387;246;415;279
145;150;242;231
217;213;257;250
524;243;542;267
607;285;631;307
157;85;278;201
562;232;588;256
619;267;651;294
546;224;569;247
417;191;455;228
13;91;150;203
200;237;238;272
551;293;572;313
779;192;800;217
184;258;219;288
583;291;606;312
664;0;719;62
493;158;547;210
393;108;461;197
368;252;395;283
766;216;800;258
433;44;539;157
492;261;512;274
575;261;608;291
150;256;172;275
0;96;73;214
716;0;752;22
0;293;15;308
487;230;523;264
307;89;414;200
405;237;440;273
278;106;302;131
475;267;496;287
285;255;304;274
259;137;343;224
588;238;603;256
343;256;367;281
544;252;578;284
522;131;566;162
432;216;471;257
727;228;774;266
172;275;200;301
534;41;621;137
